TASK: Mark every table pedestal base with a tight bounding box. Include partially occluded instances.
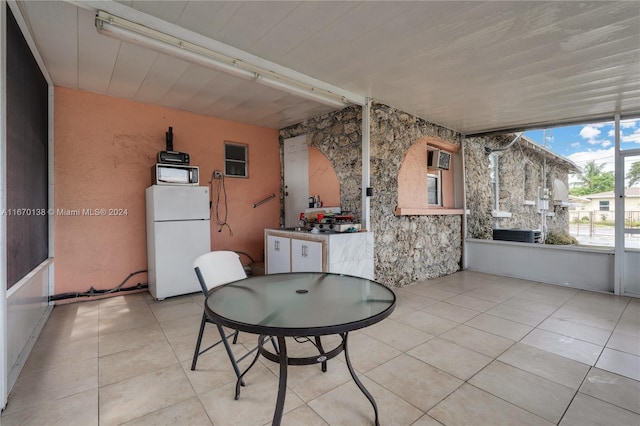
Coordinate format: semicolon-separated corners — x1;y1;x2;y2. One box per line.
234;332;380;426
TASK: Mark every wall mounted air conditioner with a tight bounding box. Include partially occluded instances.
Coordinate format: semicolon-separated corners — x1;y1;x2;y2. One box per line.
427;149;451;170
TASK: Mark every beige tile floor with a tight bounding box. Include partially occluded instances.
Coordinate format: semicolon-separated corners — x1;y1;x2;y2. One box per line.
2;271;639;425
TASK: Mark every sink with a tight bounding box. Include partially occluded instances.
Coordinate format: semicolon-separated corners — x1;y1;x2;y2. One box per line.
313;228;340;234
278;227;341;234
281;227;307;232
320;229;339;234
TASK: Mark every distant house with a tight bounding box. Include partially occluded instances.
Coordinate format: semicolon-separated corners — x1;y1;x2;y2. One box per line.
572;187;640;222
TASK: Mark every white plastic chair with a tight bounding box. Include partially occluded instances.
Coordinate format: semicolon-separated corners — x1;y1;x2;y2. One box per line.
190;251;256;378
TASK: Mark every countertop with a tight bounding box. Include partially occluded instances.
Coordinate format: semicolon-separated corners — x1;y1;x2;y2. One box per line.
266;228;365;236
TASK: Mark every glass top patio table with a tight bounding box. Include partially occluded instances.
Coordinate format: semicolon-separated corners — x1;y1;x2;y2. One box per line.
204;272;396;336
204;272;396;426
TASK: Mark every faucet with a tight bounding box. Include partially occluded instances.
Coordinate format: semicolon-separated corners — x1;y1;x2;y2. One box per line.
298;213;307;228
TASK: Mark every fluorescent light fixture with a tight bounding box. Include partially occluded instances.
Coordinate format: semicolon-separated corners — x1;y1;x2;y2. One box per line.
256;75;348;108
95;11;350;109
96;17;256;80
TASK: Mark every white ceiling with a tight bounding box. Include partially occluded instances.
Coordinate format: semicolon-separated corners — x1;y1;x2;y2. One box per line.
15;0;640;134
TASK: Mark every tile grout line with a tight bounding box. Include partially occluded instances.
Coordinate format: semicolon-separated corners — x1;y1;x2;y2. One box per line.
390;284;555;424
5;275;637;426
591;296;633;368
151;295;216;426
410;280;598;424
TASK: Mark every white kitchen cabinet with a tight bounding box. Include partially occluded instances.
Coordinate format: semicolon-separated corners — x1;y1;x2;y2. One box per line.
265;229;373;279
291;239;323;272
266;235;291;274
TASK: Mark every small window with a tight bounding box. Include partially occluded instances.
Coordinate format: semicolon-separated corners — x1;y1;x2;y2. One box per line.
224;142;247;177
599;200;610;211
427;172;442;206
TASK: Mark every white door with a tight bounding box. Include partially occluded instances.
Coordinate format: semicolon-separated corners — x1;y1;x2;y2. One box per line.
284;135;309;227
266;235;291;274
291;239;323;272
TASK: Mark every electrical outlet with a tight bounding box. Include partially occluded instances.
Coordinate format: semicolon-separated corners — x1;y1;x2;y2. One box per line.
214;170;223;179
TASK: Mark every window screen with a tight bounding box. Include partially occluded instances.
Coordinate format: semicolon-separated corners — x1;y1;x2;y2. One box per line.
6;5;49;289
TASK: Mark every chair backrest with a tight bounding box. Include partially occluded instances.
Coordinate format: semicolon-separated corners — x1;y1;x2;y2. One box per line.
193;251;247;294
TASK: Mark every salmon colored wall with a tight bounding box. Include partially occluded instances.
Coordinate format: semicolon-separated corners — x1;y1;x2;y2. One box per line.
398;137;456;209
308;147;340;207
54;87;280;295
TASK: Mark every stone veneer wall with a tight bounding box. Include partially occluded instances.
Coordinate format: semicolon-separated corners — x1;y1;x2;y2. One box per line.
280;106;363;222
280;106;575;285
370;104;463;287
281;103;464;287
465;134;572;240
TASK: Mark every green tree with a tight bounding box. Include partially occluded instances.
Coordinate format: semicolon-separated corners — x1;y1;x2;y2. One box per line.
627;161;640;187
570;161;615;195
577;161;606;190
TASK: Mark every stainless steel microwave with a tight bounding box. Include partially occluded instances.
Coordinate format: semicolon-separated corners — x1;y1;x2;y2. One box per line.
152;163;199;186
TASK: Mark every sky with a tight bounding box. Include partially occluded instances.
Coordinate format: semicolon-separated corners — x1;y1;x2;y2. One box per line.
524;118;640;185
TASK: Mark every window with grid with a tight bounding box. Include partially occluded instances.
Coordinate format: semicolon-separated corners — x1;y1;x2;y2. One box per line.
224;143;248;177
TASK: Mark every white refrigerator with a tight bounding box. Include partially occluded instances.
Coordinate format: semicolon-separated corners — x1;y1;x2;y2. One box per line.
146;185;211;300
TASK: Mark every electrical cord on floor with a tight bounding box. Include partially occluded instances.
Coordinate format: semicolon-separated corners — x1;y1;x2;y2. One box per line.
49;269;148;302
210;171;233;236
229;250;255;264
